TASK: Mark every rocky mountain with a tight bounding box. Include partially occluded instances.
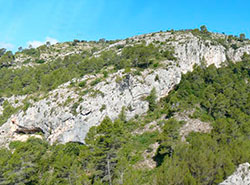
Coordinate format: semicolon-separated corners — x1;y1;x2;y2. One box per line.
0;30;250;145
0;28;249;184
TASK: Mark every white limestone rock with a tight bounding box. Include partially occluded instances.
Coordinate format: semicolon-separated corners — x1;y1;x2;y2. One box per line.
1;32;250;145
220;163;250;185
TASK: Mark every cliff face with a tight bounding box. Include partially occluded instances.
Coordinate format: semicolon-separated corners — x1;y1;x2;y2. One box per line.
0;31;250;146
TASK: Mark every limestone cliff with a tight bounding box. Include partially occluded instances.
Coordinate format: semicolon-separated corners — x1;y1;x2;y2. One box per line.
0;31;250;146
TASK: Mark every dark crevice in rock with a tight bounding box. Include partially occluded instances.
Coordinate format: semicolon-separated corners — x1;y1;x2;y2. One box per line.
14;125;44;135
81;110;92;116
119;74;131;92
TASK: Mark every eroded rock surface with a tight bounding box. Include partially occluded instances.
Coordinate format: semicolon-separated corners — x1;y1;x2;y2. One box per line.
1;32;250;145
219;163;250;185
175;112;212;142
0;67;181;145
136;142;160;169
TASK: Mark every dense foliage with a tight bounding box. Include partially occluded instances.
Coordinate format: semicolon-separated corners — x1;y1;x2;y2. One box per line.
0;58;249;184
0;49;14;68
155;58;250;184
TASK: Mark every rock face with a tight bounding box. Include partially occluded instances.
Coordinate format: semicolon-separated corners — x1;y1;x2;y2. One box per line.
0;67;181;145
175;112;212;142
136;142;160;169
219;163;250;185
0;32;250;145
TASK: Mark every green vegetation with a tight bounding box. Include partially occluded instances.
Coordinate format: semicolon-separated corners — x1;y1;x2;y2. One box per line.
0;43;174;97
0;30;250;184
200;25;208;34
240;33;246;41
0;50;14;68
22;48;40;57
189;26;249;50
0;100;19;126
162;49;177;61
90;78;102;86
71;102;80;115
146;87;157;112
100;104;106;112
0;58;249;184
78;80;87;87
154;58;250;184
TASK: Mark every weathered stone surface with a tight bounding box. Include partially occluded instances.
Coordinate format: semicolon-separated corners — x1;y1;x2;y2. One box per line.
219;163;250;185
0;32;250;145
0;95;26;115
136;142;160;169
0;67;181;145
175;112;212;142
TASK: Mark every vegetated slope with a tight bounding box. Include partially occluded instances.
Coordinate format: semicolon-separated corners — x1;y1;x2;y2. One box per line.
0;28;250;184
0;57;249;184
0;29;250;145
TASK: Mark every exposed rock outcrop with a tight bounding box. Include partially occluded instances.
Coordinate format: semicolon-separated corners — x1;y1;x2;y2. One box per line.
175;112;212;142
0;32;250;145
219;163;250;185
0;67;181;145
136;142;160;169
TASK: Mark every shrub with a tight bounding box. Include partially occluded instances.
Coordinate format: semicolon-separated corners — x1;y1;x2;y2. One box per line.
162;50;177;61
116;45;124;49
100;104;106;112
90;78;101;86
35;59;45;64
103;71;108;78
78;80;86;87
155;74;160;81
71;102;79;115
146;88;157;111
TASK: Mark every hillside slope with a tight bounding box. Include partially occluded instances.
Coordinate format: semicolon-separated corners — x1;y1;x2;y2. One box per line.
0;30;250;145
0;29;249;184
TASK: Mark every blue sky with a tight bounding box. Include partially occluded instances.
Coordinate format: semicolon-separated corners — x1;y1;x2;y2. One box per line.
0;0;250;51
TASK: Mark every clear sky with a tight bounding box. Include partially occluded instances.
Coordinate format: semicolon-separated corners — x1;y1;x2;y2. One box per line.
0;0;249;51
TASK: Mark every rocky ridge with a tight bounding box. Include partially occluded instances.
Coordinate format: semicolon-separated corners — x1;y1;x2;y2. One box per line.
13;41;108;66
0;31;250;146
